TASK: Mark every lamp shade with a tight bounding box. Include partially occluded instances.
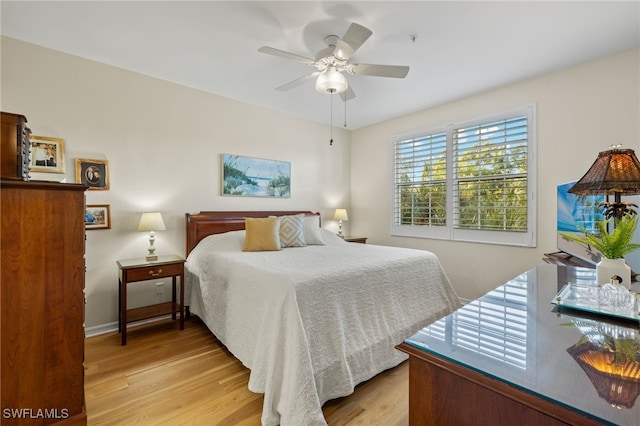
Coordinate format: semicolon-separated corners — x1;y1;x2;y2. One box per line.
333;209;349;221
137;212;166;232
569;148;640;196
315;67;348;94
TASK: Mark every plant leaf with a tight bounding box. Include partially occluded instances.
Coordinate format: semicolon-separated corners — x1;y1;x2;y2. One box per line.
559;213;639;259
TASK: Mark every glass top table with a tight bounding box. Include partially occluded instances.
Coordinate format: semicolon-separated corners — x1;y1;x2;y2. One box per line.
403;263;640;425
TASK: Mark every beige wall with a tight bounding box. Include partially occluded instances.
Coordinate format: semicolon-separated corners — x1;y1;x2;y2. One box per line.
3;35;639;329
351;48;640;300
1;37;351;330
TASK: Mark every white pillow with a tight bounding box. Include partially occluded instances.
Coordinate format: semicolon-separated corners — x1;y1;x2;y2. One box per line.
279;214;306;248
302;215;325;245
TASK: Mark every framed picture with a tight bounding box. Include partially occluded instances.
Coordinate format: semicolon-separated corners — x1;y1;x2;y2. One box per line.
29;135;65;174
75;158;110;190
222;154;291;198
85;204;111;230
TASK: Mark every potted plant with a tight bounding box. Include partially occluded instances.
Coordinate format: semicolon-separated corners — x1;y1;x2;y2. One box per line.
560;213;640;287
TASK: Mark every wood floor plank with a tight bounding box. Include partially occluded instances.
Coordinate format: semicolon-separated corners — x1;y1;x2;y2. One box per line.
85;317;409;425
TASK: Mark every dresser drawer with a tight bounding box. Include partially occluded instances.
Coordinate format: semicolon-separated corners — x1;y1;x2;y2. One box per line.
124;262;183;282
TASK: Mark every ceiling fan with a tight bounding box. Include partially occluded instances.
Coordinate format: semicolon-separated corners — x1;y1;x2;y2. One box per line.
258;23;410;101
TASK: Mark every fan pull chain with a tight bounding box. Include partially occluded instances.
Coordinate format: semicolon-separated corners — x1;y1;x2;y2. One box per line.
344;95;347;128
329;89;334;146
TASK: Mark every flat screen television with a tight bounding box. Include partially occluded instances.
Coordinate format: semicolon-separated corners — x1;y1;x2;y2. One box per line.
556;180;605;265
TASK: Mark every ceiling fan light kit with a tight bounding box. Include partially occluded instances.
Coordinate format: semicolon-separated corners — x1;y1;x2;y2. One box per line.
315;66;347;94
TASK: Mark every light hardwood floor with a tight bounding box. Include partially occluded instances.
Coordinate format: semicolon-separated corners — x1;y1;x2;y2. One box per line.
85;317;409;425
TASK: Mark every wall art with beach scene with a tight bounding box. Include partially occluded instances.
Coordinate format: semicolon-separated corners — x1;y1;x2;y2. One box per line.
222;154;291;198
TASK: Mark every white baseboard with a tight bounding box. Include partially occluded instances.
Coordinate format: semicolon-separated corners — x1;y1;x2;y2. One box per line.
85;314;176;338
85;322;118;338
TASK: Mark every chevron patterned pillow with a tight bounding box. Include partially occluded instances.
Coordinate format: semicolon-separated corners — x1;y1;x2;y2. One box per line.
279;214;306;248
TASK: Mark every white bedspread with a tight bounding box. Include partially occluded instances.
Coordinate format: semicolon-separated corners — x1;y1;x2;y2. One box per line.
185;229;460;426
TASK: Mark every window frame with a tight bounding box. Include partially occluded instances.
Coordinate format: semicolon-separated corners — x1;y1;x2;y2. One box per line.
391;104;537;247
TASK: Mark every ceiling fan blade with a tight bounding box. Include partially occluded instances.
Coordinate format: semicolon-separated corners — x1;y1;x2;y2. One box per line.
258;46;315;66
332;23;372;60
339;85;356;102
349;63;409;78
275;72;320;91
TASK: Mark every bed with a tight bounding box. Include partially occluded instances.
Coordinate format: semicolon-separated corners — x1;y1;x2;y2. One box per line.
184;210;460;426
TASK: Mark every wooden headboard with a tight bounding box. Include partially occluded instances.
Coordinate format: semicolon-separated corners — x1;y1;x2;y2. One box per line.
185;211;320;256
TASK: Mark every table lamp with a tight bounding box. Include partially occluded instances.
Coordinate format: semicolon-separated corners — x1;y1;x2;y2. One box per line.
569;146;640;219
137;212;166;261
333;208;348;237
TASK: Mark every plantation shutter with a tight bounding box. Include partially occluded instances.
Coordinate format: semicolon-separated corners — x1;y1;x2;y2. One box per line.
394;132;447;226
453;115;528;232
391;104;536;246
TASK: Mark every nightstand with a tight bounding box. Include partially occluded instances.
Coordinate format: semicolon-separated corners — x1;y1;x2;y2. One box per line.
117;254;186;345
343;236;367;244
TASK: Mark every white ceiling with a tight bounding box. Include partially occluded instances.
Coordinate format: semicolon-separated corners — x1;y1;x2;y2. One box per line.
2;1;639;129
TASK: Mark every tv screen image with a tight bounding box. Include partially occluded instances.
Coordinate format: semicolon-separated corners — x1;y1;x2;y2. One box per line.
557;181;640;272
556;180;605;265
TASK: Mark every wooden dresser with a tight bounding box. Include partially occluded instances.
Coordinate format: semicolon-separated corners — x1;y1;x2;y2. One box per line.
398;264;635;426
1;179;88;425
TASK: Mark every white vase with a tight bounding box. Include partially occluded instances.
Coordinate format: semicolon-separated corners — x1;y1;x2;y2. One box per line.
596;257;632;288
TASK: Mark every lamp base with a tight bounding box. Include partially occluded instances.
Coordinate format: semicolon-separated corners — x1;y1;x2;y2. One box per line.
146;232;158;261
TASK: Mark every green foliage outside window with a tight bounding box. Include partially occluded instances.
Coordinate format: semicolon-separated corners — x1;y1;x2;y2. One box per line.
455;142;528;232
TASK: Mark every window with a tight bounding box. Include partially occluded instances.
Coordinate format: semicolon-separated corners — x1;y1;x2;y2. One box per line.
392;105;536;247
394;132;447;226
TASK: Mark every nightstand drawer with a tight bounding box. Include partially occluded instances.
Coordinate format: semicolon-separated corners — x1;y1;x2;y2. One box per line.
124;262;183;282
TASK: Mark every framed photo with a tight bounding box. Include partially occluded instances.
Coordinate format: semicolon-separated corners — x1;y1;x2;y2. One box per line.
29;135;65;174
222;154;291;198
85;204;111;230
75;158;110;190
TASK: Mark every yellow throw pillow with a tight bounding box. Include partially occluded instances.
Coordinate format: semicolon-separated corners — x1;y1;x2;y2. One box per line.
243;217;281;251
